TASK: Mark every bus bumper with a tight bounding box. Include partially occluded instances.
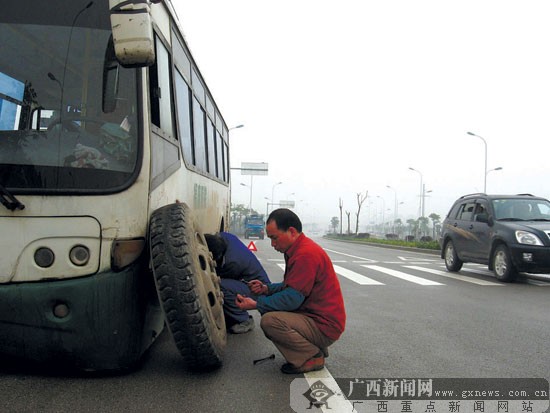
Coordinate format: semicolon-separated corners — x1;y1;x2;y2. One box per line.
0;263;164;371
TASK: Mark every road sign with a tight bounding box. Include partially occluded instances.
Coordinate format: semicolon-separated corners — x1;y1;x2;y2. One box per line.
279;200;295;208
247;241;257;252
241;162;268;176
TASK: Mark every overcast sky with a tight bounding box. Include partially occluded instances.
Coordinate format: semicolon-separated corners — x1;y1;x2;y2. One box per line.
172;1;550;230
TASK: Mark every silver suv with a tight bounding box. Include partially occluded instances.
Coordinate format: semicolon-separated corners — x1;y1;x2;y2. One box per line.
439;193;550;282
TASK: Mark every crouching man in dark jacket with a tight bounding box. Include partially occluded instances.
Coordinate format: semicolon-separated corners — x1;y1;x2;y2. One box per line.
205;232;271;334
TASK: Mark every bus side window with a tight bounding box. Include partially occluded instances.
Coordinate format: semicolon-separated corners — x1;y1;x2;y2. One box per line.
175;70;194;166
150;35;175;137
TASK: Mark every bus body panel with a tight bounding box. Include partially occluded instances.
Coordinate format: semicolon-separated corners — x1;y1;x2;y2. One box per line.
0;260;163;371
0;0;230;370
0;216;101;283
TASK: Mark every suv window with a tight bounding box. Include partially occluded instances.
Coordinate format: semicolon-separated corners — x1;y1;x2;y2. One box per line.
458;202;476;221
473;201;489;222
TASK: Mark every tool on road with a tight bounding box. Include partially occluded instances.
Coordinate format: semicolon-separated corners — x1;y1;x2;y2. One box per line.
253;354;275;365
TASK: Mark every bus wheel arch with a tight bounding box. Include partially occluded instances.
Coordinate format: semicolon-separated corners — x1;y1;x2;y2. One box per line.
149;202;226;370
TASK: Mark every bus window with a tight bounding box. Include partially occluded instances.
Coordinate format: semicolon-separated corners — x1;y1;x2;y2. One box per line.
175;71;194;165
150;36;174;137
207;120;216;175
192;96;207;171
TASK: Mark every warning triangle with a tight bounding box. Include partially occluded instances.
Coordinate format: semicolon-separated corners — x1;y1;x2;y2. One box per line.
247;241;257;252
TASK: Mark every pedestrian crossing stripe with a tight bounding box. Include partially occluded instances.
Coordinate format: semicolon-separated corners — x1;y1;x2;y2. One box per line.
275;262;547;287
363;265;443;285
396;256;438;262
332;265;384;285
323;248;378;263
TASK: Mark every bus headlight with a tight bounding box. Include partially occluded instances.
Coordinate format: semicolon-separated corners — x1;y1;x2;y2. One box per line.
70;245;90;266
111;238;145;271
34;247;55;268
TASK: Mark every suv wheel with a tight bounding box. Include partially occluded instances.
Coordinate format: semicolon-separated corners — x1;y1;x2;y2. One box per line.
444;240;463;272
492;245;517;282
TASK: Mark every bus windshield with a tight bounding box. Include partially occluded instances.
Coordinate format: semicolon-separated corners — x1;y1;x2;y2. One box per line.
0;1;139;193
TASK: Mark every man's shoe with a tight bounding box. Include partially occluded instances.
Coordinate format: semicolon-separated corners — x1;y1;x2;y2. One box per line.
229;316;255;334
280;353;325;374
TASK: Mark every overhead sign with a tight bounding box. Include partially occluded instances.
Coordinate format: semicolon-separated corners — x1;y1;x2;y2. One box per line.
247;241;257;252
241;162;268;176
279;200;295;208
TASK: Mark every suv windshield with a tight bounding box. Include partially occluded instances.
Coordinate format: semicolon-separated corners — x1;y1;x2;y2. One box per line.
0;1;139;193
492;198;550;221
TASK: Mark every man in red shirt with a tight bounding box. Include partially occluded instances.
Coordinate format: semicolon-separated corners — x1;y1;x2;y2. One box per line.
236;208;346;374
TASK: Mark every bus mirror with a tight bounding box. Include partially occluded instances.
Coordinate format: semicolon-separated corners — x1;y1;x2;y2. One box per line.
109;0;155;67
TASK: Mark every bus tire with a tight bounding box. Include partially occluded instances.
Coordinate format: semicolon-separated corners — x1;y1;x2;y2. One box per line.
149;202;226;370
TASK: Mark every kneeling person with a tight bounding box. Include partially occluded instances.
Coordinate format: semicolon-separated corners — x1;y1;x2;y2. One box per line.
205;232;271;334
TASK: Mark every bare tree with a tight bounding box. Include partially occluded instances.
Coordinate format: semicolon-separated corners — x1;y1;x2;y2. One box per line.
339;198;343;236
355;190;368;235
345;211;351;235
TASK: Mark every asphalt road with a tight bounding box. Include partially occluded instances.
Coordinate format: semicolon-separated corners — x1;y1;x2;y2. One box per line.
1;236;549;413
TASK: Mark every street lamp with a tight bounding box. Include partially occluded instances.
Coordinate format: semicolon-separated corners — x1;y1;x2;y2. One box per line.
486;166;503;177
408;167;423;218
423;189;433;217
240;182;253;215
271;181;282;213
467;131;489;193
485;167;503;192
376;195;386;233
228;124;244;185
228;124;244;131
386;185;398;230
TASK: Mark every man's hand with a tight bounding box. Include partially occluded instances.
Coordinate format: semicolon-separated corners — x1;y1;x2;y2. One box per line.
236;294;257;310
247;280;269;295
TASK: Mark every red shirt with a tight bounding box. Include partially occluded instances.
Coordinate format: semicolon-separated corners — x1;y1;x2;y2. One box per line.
284;234;346;340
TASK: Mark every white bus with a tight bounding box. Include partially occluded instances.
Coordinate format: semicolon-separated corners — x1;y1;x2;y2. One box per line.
0;0;230;371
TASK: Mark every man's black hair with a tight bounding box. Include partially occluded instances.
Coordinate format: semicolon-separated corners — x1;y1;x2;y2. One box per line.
267;208;302;233
204;233;227;263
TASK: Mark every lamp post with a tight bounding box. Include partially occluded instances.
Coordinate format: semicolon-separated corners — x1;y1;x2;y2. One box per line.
408;167;423;218
228;124;244;188
467;131;489;193
270;181;282;213
423;189;432;217
376;195;386;234
386;185;398;232
240;182;253;215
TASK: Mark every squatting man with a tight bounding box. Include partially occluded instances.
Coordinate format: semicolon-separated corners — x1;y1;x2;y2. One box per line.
236;208;346;374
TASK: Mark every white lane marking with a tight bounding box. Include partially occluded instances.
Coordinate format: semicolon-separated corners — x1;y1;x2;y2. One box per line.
396;256;437;262
461;268;493;276
278;263;383;285
363;265;444;285
333;265;384;285
304;368;354;412
323;248;378;263
404;266;503;286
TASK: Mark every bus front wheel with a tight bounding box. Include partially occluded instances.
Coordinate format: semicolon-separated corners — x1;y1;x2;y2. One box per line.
149;202;226;370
